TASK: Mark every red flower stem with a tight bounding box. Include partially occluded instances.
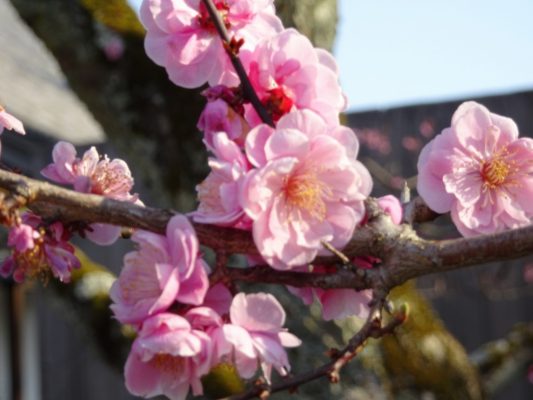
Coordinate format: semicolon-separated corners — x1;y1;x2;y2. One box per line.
200;0;274;127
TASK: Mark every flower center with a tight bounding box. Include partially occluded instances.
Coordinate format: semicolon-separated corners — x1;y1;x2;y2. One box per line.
151;354;186;375
197;1;231;32
481;157;510;189
262;88;294;122
284;171;330;220
91;160;133;198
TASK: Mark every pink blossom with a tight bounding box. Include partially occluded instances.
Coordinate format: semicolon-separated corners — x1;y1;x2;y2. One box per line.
110;215;209;324
241;110;372;269
0;213;80;283
197;98;249;152
287;266;372;321
7;224;39;252
193;132;251;228
213;293;300;382
377;195;403;225
417;101;533;236
41;141;137;201
0;105;25;135
124;313;213;400
140;0;282;89
200;283;233;316
41;141;139;245
243;29;346;125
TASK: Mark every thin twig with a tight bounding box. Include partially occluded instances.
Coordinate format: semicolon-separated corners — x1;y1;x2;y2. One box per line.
200;0;274;126
321;240;350;264
228;290;405;399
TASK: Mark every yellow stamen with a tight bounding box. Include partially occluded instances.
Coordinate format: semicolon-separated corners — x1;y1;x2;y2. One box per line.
481;158;509;189
284;171;331;221
152;354;185;374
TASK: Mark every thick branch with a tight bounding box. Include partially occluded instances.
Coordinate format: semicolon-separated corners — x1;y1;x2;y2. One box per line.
2;168;533;293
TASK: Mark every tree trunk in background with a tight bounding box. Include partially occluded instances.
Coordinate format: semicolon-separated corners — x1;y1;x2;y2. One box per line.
275;0;338;51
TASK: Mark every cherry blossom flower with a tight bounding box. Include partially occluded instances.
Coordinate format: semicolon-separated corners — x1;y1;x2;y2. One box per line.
192;132;251;229
376;194;403;225
417;101;533;236
0;213;80;283
243;29;346;125
110;215;209;325
197;98;249;152
0;105;25;157
41;141;139;245
241;110;372;269
124;313;213;400
0;105;25;135
140;0;282;88
7;223;39;252
213;293;300;382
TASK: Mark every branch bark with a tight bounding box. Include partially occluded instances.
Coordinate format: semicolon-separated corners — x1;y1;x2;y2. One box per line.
2;168;533;294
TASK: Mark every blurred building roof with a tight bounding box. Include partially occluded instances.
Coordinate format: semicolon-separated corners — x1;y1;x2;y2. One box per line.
0;0;105;145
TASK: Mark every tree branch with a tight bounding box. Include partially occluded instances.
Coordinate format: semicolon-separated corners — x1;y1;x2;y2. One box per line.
200;0;274;127
2;168;533;294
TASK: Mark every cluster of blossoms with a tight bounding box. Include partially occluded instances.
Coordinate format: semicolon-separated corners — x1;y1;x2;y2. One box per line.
110;215;300;399
141;0;372;269
1;141;139;283
41;141;141;245
0;213;80;283
2;1;532;399
115;0;376;397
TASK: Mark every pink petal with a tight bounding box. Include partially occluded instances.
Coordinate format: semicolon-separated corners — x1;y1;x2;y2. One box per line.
85;223;121;246
264;128;309;161
319;289;372;320
175;260;209;305
278;331;302;348
0;110;25;135
230;293;286;332
276;109;326;140
124;353;162;398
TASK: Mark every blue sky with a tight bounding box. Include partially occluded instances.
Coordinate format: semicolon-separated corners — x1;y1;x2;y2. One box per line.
335;0;533;111
129;0;533;112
